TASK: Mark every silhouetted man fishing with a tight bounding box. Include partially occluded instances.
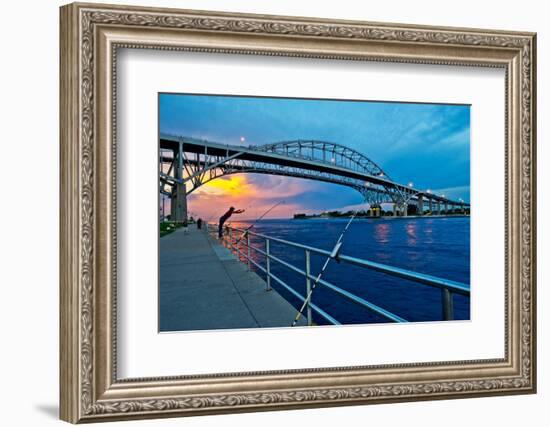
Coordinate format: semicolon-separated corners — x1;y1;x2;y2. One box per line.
218;206;245;238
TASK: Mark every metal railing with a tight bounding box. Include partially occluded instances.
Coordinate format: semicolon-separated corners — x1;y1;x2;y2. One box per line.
208;224;470;326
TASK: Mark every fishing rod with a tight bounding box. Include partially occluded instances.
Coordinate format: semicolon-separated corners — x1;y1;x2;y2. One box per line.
233;200;286;245
290;206;362;327
224;202;255;227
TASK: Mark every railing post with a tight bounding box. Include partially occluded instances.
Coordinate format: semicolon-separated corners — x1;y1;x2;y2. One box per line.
246;231;251;271
442;289;454;320
305;250;312;326
266;239;271;291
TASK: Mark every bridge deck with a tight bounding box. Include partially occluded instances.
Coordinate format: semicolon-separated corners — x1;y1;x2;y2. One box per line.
159;134;469;206
160;135;392;190
159;224;305;332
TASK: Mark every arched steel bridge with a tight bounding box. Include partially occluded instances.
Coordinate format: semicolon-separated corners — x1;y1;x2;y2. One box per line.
159;133;469;221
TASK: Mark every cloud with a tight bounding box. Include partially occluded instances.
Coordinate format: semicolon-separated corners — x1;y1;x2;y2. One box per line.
161;94;471;216
429;185;471;202
188;174;310;220
428;127;470;152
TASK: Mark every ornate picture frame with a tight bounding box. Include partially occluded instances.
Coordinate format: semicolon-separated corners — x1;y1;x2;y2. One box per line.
60;2;536;423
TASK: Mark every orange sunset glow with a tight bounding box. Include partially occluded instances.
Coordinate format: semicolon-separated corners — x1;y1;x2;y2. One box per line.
194;175;258;198
187;174;307;221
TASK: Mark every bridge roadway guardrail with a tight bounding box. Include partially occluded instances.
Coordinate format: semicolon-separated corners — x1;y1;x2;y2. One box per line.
207;224;470;326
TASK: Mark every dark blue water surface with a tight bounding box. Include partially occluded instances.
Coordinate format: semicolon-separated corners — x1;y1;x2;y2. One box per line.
230;217;470;325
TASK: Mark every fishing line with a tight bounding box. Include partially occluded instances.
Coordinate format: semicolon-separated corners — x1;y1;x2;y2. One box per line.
205;201;253;228
290;202;364;327
233;200;286;245
225;202;255;228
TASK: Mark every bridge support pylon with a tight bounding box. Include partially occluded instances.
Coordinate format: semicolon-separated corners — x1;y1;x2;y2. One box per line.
418;195;424;216
170;183;187;223
170;141;187;223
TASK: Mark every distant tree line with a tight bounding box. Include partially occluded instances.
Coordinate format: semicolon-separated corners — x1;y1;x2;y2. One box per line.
293;206;470;219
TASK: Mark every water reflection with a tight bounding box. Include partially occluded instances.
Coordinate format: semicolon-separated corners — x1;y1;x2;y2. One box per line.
374;222;389;244
405;221;418;246
423;222;434;245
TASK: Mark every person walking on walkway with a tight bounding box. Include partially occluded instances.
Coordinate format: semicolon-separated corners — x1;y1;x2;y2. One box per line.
218;206;245;238
182;219;189;235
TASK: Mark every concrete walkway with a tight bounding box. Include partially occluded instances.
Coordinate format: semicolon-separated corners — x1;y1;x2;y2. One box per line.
159;225;305;332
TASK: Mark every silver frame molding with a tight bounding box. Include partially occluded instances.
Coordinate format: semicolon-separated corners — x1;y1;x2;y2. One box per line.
60;2;537;423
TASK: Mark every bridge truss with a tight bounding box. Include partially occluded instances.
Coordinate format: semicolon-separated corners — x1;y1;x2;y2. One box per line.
159;135;469;221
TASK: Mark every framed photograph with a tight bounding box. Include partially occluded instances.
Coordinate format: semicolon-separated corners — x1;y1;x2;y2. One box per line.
60;2;536;423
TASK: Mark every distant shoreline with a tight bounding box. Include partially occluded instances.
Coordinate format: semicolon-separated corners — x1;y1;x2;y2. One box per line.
231;215;471;222
292;214;470;220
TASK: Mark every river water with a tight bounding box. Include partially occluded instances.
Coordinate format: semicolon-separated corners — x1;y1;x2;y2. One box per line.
230;216;470;325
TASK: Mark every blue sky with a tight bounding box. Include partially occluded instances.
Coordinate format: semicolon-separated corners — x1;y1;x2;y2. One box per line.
160;93;470;218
